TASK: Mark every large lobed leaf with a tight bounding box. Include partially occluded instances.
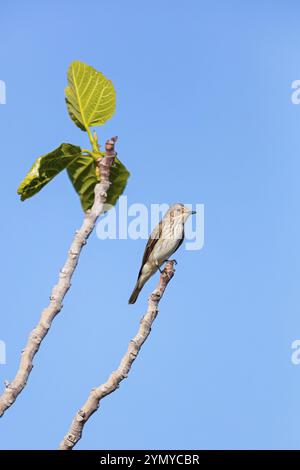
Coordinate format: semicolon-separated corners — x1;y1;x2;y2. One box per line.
65;61;116;131
17;144;81;201
67;155;130;212
106;157;130;208
17;142;129;212
66;155;97;212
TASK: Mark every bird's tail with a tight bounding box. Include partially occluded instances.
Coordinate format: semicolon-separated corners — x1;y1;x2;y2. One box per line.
128;281;142;304
129;269;154;304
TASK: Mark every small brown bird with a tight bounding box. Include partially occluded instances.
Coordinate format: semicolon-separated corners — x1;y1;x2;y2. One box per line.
128;203;196;304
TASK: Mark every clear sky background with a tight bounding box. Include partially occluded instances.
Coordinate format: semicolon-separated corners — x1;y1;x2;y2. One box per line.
0;0;300;450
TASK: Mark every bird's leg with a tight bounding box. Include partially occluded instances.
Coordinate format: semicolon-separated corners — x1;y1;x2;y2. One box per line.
155;260;163;273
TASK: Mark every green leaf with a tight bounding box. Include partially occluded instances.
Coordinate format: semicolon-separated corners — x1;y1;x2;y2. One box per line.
67;155;130;212
17;144;81;201
65;61;116;131
107;157;131;207
66;155;98;212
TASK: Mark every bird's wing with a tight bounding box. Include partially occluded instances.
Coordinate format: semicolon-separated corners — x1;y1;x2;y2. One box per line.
137;220;163;277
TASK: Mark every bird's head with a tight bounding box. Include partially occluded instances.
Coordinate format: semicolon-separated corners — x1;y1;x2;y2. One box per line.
168;203;196;223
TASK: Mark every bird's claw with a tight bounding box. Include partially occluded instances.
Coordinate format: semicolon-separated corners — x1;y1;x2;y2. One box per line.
165;259;177;265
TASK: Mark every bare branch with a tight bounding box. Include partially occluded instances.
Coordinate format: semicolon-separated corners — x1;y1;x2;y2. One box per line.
59;260;176;450
0;137;118;417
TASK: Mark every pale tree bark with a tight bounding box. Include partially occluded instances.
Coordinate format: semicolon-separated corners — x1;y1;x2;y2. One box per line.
59;260;176;450
0;137;118;417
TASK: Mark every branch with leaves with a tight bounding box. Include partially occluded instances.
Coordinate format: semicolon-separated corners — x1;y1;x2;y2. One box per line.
0;62;130;417
59;260;176;450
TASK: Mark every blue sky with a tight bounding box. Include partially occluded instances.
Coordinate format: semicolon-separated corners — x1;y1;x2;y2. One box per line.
1;0;300;450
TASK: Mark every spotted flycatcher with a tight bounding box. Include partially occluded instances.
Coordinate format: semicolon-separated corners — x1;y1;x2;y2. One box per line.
128;203;196;304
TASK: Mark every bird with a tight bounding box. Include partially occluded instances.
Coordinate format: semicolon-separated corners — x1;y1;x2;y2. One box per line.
128;203;196;304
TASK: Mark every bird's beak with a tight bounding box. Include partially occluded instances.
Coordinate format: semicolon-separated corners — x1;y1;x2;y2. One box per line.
190;210;196;215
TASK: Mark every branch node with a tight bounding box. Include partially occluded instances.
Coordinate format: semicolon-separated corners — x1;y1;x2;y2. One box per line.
130;339;139;350
76;409;86;422
66;434;77;444
30;334;42;345
150;291;160;301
